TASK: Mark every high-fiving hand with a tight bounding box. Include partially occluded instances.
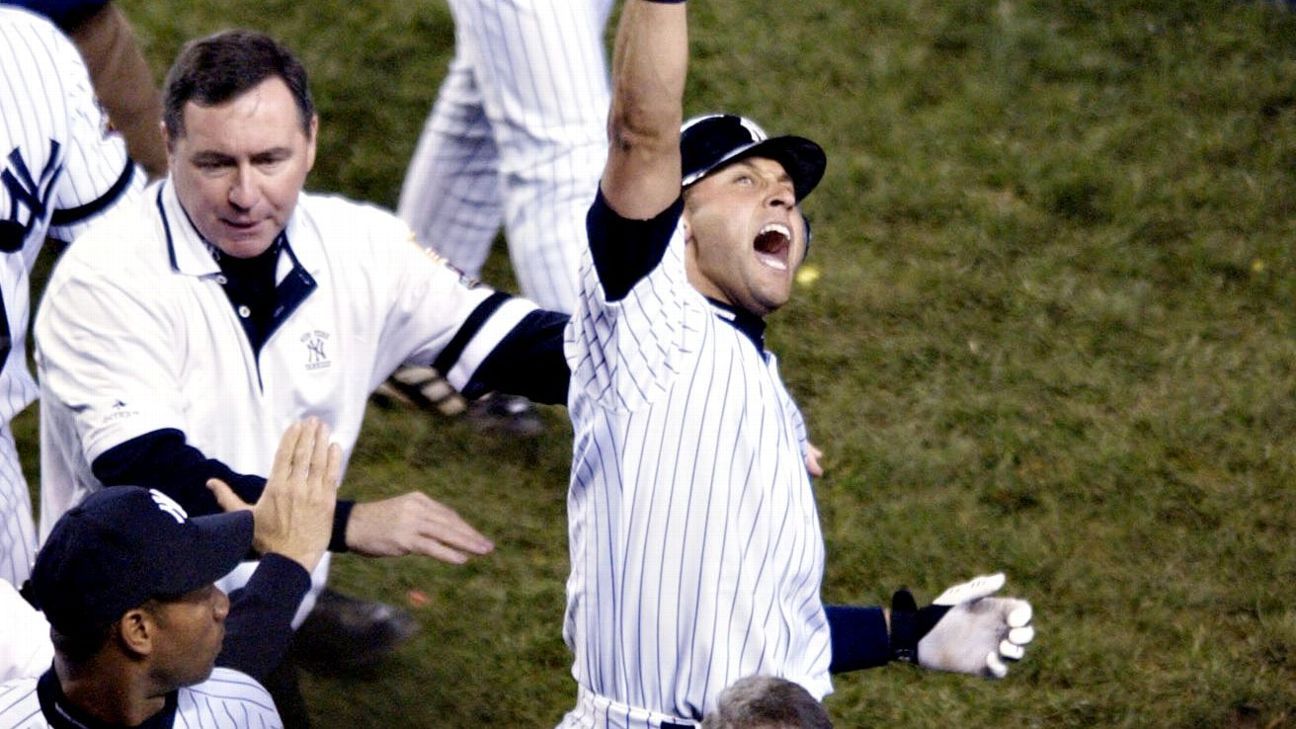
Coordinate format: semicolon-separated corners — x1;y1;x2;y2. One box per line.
208;418;341;572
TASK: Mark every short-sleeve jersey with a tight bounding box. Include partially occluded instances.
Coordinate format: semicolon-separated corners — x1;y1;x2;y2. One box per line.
561;192;832;722
0;667;281;728
0;6;138;425
34;180;537;536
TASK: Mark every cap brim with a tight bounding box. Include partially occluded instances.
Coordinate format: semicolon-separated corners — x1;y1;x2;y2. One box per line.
685;135;827;201
154;510;253;597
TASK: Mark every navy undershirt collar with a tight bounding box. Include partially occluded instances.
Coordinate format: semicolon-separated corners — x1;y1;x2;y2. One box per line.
37;668;180;729
706;297;766;352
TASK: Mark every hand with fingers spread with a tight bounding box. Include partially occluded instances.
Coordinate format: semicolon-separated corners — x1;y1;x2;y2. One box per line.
889;572;1036;678
344;491;494;563
208;418;341;572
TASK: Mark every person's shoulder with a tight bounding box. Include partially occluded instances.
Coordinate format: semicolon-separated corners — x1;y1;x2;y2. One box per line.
297;190;400;228
0;5;60;37
0;676;42;725
295;190;419;252
185;667;276;706
178;669;279;727
0;6;80;67
47;187;163;286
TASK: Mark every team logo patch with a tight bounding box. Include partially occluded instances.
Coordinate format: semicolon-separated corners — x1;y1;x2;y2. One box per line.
1;141;64;253
302;330;331;371
149;489;189;524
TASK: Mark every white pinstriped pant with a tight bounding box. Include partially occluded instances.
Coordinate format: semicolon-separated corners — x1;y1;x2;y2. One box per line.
0;424;35;586
398;0;613;313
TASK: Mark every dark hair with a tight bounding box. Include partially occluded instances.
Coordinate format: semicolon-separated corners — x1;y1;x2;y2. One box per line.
701;676;833;729
162;29;315;143
49;620;116;664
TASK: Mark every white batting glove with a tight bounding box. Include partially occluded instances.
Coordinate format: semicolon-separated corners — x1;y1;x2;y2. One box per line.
889;572;1035;678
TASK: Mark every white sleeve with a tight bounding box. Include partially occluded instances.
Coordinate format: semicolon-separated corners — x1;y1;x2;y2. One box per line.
372;213;538;391
34;255;186;465
0;580;52;683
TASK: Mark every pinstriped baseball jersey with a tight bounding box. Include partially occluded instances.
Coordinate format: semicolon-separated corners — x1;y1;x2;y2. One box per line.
560;193;832;725
0;6;140;586
0;667;282;728
398;0;612;312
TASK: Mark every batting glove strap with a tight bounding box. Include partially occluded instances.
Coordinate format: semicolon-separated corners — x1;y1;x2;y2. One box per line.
888;588;951;665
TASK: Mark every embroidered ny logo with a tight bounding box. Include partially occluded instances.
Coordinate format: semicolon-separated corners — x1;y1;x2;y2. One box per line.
0;141;63;253
306;337;326;363
149;489;189;524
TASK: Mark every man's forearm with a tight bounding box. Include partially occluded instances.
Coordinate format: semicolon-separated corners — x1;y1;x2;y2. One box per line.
93;428;267;514
218;553;311;681
824;604;892;672
93;428;355;551
602;0;690;219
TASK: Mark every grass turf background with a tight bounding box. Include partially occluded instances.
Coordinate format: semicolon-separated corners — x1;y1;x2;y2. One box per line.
15;0;1296;725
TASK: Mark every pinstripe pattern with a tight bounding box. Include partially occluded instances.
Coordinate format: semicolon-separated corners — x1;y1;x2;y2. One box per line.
0;428;34;587
561;212;832;726
0;668;282;728
0;7;140;585
0;680;42;729
398;0;612;312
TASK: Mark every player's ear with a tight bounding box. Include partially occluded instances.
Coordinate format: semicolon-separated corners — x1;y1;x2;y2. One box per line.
305;114;319;171
116;608;156;657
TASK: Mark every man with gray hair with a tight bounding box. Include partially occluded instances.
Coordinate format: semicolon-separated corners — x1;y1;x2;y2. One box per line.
701;676;833;729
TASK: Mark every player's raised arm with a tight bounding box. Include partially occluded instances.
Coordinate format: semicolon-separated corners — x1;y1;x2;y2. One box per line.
601;0;688;219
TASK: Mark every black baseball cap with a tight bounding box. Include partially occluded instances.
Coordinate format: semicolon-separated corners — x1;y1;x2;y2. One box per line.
680;114;826;201
30;486;253;634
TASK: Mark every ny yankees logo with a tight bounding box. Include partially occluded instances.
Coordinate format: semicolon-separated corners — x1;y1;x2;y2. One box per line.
301;329;332;371
149;489;189;524
1;141;63;253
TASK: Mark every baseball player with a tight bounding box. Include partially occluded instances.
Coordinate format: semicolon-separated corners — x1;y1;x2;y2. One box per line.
386;0;612;428
0;417;341;728
559;2;1037;725
0;5;142;586
33;27;569;693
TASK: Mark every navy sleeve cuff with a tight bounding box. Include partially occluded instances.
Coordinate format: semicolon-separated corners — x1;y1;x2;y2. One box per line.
92;428;266;517
825;604;892;673
329;499;355;553
463;309;571;405
587;190;685;301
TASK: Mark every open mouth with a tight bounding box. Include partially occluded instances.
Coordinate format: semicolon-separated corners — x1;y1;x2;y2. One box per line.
753;222;792;271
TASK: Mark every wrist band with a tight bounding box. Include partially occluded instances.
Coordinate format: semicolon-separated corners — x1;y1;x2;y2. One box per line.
889;588;951;664
889;589;920;663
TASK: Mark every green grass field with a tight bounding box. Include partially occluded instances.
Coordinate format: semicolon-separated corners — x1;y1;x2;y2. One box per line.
15;0;1296;725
